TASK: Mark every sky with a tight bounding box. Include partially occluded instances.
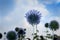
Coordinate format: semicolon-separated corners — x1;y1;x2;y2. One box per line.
0;0;60;40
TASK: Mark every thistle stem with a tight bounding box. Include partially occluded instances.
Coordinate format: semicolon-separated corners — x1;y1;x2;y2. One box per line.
32;24;34;40
52;30;54;40
36;25;37;34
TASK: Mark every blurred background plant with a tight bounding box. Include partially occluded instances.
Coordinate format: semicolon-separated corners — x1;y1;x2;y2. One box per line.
49;20;59;40
15;27;26;40
0;20;60;40
44;20;59;40
6;31;17;40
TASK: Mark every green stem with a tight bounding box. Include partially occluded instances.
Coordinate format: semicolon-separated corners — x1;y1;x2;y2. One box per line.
52;30;54;40
36;25;38;40
19;35;23;40
36;25;37;34
32;24;34;40
46;28;48;40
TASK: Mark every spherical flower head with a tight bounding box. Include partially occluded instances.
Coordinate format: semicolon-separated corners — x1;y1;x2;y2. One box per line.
25;9;41;25
49;20;59;31
6;31;17;40
4;32;6;35
15;27;20;32
45;23;49;28
0;33;2;39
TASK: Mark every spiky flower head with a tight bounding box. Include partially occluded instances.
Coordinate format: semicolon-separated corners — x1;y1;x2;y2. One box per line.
25;9;41;25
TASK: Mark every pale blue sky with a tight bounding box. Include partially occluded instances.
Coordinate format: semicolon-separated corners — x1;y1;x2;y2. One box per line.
0;0;60;40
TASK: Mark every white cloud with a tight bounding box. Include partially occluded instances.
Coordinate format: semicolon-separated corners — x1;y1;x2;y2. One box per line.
21;4;49;17
37;0;59;5
47;16;60;24
4;16;12;22
57;0;60;3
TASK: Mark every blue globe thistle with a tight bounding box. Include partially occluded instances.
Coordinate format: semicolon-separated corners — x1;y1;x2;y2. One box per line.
6;31;17;40
25;9;41;25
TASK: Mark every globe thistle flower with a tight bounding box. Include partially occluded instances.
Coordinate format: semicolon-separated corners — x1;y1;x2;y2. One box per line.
49;20;59;31
25;9;41;25
0;33;2;39
4;32;6;35
6;31;17;40
45;23;49;28
15;27;20;32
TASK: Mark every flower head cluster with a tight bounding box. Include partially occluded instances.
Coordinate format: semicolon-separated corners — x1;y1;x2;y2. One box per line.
18;28;26;35
17;28;26;38
25;9;41;25
15;27;26;38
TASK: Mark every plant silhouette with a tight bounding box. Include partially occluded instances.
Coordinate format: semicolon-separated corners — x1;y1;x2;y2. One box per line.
45;20;59;40
6;31;17;40
25;9;41;40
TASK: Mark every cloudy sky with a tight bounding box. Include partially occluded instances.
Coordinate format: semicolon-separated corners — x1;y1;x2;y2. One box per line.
0;0;60;40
